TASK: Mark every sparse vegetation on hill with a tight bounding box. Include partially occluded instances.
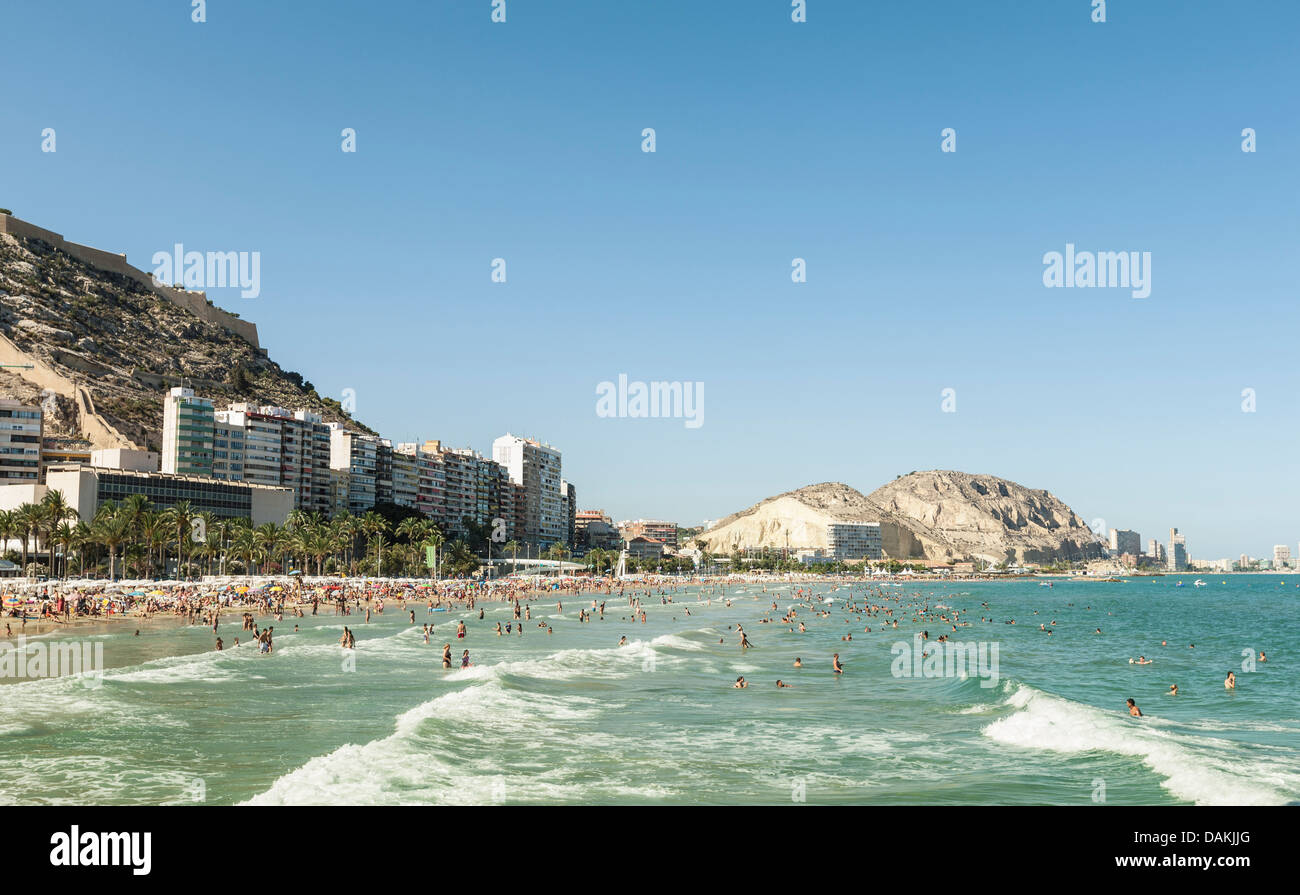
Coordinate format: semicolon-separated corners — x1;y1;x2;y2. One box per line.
0;228;375;449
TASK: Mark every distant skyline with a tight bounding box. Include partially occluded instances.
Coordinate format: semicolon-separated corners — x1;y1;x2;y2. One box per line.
3;1;1298;557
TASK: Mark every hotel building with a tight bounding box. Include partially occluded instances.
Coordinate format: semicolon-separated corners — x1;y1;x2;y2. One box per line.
161;387;214;476
826;522;883;560
41;465;292;526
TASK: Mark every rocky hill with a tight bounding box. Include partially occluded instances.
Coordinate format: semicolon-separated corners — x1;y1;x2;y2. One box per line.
0;213;373;451
698;473;1104;565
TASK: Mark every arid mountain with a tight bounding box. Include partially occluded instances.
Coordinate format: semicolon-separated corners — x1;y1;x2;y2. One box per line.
0;213;373;452
698;473;1104;564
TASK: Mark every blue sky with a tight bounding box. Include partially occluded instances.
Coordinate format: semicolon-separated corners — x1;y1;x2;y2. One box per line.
2;1;1297;559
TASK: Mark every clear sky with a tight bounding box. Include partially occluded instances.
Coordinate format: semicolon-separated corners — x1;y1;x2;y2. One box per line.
2;1;1297;559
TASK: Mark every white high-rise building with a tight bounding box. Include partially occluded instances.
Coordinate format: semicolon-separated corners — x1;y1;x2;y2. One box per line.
493;433;563;548
329;424;380;514
1273;545;1292;569
162;387;215;476
827;522;883;560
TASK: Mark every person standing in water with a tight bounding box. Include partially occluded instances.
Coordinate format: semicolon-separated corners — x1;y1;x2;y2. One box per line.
1225;670;1236;690
1126;698;1142;716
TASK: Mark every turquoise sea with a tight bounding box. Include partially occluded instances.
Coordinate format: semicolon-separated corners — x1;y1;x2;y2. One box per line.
0;576;1296;805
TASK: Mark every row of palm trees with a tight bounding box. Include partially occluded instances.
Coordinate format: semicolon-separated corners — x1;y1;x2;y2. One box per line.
0;493;496;581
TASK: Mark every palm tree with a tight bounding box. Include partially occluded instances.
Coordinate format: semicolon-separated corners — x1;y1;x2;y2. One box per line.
72;521;92;578
118;493;152;534
14;503;42;575
333;512;358;573
443;540;480;577
302;525;330;576
146;516;171;580
40;490;78;578
231;526;258;576
161;501;199;579
503;539;521;576
360;512;388;576
0;509;14;565
92;508;133;581
53;521;77;579
253;523;282;575
211;517;235;576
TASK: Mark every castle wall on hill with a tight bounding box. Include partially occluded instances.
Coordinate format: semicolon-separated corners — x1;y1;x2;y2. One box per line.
0;213;260;348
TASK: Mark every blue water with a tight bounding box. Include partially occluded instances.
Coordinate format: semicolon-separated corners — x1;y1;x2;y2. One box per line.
0;576;1295;805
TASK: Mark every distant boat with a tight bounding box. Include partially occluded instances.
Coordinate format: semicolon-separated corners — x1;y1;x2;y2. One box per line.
1194;579;1208;587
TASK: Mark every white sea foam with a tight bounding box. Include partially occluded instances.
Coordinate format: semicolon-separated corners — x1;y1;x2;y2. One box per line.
982;685;1298;805
241;633;730;805
243;681;621;805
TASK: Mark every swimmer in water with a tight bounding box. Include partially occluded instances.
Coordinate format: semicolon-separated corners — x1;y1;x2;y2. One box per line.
734;676;747;689
832;653;843;675
1168;684;1178;695
618;635;628;646
793;657;802;668
1126;698;1142;717
776;679;793;688
1225;670;1236;690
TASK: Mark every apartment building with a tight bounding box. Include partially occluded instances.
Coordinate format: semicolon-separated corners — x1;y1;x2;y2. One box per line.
329;425;380;514
493;433;564;548
0;400;42;483
621;519;677;548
